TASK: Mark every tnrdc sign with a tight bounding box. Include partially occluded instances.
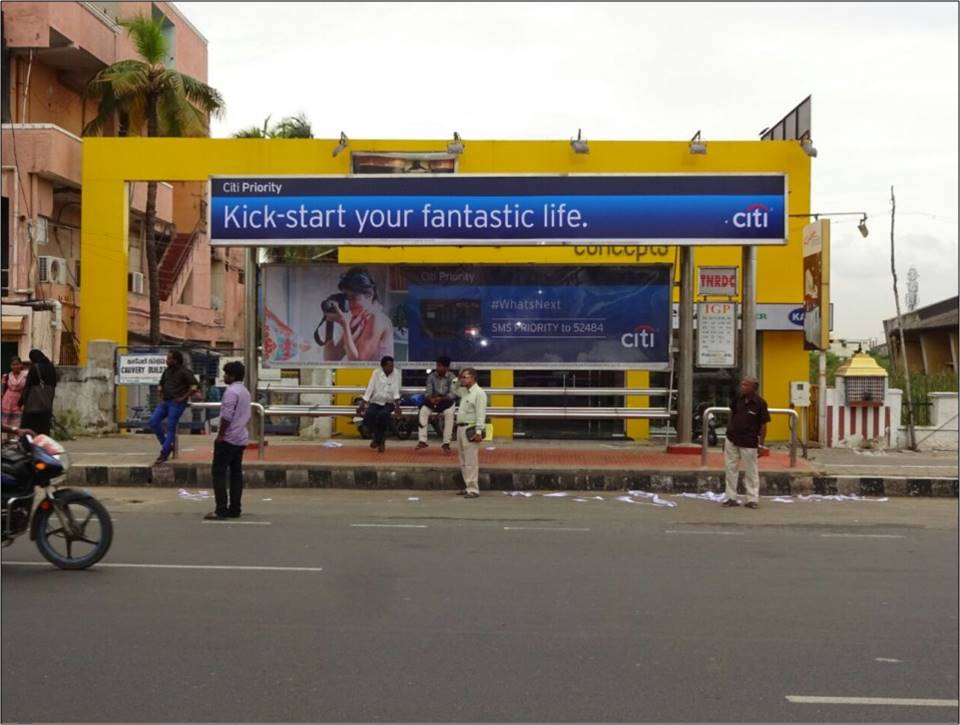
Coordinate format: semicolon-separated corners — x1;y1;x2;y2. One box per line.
698;266;738;296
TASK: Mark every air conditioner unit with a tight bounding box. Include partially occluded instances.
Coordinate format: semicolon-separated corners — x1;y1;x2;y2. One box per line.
38;256;67;284
128;272;146;295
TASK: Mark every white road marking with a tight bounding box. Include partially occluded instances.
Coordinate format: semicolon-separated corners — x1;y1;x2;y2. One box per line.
786;695;958;707
1;562;323;572
820;533;905;539
202;520;271;526
875;658;902;663
665;529;744;536
826;465;958;471
503;526;591;532
350;523;428;529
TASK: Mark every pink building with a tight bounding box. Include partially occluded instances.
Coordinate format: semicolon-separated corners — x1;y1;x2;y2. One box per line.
1;1;245;368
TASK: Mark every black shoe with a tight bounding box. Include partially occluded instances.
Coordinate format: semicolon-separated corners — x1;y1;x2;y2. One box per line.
441;443;451;453
204;511;228;521
369;440;378;449
745;502;759;509
154;454;169;466
227;511;241;518
377;442;385;453
416;442;428;450
722;499;741;507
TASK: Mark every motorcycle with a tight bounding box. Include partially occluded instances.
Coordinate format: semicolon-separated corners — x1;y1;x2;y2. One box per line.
351;394;445;441
1;434;113;570
693;403;720;447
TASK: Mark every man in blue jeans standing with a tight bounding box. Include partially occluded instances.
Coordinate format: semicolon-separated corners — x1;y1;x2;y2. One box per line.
149;351;199;465
204;361;251;520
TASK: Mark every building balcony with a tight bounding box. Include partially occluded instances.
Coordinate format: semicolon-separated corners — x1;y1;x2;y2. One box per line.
1;123;172;222
3;2;120;90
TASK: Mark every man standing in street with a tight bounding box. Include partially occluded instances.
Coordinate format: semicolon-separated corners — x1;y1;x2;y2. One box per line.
149;351;199;465
205;361;251;521
415;355;458;452
357;356;402;453
722;376;771;509
455;367;487;499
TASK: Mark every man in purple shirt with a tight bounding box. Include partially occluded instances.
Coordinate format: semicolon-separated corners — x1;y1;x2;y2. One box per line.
205;361;251;521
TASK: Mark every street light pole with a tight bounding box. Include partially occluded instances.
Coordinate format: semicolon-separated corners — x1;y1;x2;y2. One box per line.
677;247;694;442
741;245;758;380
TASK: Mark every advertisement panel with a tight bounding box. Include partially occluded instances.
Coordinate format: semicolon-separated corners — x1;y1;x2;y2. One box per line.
210;175;787;246
802;220;831;350
262;265;672;369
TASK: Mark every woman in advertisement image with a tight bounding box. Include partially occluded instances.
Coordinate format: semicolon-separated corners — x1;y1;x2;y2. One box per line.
318;267;394;362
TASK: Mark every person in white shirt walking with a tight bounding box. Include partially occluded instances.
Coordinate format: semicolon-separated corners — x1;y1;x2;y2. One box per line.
357;356;401;453
455;367;487;498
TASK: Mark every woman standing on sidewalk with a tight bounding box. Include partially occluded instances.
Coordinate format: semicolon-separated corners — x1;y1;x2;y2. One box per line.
20;349;57;436
1;356;28;435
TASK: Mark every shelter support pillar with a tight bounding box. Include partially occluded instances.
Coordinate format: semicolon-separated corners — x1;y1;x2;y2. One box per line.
677;247;694;443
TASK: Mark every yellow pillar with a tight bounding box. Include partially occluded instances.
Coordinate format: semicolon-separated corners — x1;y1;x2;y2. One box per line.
78;177;128;364
334;367;372;437
490;369;514;439
625;370;651;441
761;331;808;441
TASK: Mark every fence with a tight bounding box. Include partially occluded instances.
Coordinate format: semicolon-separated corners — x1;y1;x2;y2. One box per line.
700;407;800;467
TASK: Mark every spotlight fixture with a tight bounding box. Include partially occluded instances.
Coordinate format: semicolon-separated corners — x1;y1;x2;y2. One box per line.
447;131;464;155
799;131;817;158
788;210;869;237
570;128;589;154
857;215;869;238
332;131;349;158
689;130;707;155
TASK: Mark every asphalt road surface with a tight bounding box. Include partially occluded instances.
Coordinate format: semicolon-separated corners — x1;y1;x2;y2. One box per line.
2;488;958;723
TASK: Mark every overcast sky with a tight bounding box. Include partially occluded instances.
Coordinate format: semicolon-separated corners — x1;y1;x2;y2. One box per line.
178;1;958;342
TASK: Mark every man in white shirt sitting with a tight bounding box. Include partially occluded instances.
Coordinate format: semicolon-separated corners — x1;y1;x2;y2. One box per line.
356;355;402;453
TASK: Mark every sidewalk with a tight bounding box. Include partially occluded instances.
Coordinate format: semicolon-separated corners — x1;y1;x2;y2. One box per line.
61;433;958;497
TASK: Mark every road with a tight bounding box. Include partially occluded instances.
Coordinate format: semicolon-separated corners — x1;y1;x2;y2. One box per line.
2;488;958;723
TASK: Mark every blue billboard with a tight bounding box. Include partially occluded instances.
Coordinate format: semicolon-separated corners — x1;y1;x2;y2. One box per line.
262;265;672;369
211;175;787;246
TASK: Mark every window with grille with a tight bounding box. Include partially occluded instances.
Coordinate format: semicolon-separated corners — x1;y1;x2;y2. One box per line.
844;377;886;406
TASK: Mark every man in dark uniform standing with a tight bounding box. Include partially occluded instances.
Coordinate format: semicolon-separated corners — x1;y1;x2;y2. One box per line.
721;376;770;509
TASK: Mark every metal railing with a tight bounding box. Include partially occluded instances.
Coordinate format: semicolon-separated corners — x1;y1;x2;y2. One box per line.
700;407;799;468
172;402;266;461
258;384;672;397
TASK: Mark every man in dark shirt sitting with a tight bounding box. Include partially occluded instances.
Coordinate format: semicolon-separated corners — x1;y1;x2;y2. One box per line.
148;351;199;465
722;376;771;509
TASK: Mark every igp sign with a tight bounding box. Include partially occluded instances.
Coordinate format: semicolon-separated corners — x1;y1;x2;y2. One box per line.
117;354;167;384
698;267;738;296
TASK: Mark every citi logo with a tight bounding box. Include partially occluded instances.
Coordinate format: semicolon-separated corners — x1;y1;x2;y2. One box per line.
622;324;657;348
731;203;770;229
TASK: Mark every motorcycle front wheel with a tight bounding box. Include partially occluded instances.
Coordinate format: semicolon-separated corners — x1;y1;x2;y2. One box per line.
34;496;114;570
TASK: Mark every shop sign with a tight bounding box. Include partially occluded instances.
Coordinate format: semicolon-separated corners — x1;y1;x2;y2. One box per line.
209;174;787;246
698;266;738;295
697;303;737;367
117;354;167;384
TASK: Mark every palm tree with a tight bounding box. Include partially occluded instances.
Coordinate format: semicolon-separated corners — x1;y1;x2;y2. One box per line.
231;113;312;139
232;113;323;264
83;14;225;344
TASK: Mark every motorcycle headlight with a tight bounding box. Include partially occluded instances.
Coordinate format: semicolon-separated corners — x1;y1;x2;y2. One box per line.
54;452;71;472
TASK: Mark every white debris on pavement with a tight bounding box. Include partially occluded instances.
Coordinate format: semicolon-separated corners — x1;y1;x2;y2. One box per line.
484;446;497;451
261;498;273;501
407;497;420;501
677;492;727;503
503;491;535;497
177;488;211;501
322;441;344;448
627;490;678;508
543;492;569;497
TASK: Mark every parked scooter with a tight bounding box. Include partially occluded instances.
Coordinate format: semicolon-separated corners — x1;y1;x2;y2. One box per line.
693;403;720;447
1;434;113;569
351;395;445;441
